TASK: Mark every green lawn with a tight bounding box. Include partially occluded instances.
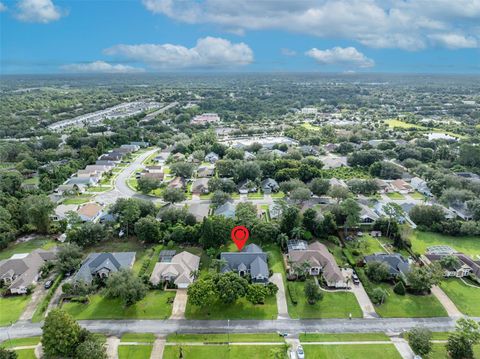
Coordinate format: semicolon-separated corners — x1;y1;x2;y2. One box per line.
121;333;156;343
303;343;402;359
14;349;36;359
286;281;362;319
428;343;480;359
300;333;390;342
409;231;480;257
271;191;285;198
0;295;31;326
62;290;175;320
167;333;284;343
410;191;426;200
63;196;92;205
185;295;277;320
373;282;447;318
385;119;423;129
247;191;263;199
0;337;41;349
439;279;480;316
386;192;405;200
118;345;153;359
86;186;112;192
0;238;56;260
163;345;285;359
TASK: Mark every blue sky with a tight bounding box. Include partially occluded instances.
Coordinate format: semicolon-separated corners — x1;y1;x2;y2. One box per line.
1;0;479;74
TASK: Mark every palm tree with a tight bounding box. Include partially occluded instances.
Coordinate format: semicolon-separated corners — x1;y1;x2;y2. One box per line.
189;269;199;280
291;226;303;240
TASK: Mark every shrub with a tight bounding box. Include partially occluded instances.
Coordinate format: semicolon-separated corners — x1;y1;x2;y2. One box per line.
287;282;298;305
393;281;406;295
371;287;387;305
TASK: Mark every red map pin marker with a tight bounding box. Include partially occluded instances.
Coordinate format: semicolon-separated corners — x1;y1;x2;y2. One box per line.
231;226;249;251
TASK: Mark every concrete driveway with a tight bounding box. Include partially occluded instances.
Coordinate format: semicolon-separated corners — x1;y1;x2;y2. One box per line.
350;281;378;319
270;273;289;319
170;290;188;319
19;282;48;321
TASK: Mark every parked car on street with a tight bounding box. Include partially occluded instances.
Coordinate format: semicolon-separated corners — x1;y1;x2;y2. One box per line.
44;280;53;289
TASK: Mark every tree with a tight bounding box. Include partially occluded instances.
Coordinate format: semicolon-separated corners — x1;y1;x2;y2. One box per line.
246;284;269;304
0;171;23;195
135;216;161;243
187;277;217;307
303;208;320;234
170;162;195;178
382;202;404;238
162;187;186;204
211;190;232;209
56;243;83;274
111;198;142;235
309;178;331;196
328;185;350;203
75;334;107;359
67;222;107;247
290;187;311;203
406;264;442;294
447;318;480;359
365;261;391;282
235;202;259;228
23;195;55;234
371;287;387;305
407;327;432;356
279;204;300;237
200;216;233;249
215;272;249;304
137;176;161;194
0;348;17;359
304;279;323;304
42;309;82;358
439;255;461;270
233;161;262;182
105;269;147;306
393;281;406;295
409;205;445;228
340;198;360;235
251;222;280;244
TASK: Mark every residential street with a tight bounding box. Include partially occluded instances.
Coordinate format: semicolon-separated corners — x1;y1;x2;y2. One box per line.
3;317;479;341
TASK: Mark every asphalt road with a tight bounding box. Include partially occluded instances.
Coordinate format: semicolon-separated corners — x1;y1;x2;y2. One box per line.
2;317;479;341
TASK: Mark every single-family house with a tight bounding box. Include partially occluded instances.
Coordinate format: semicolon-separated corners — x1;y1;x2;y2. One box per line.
53;204;78;221
55;183;86;196
244;151;256;161
220;244;269;285
410;177;432;197
0;249;57;294
238;179;257;194
67;176;99;186
73;252;136;284
150;251;200;288
374;179;391;193
95;160;117;167
197;166;215;178
261;178;279;194
359;204;380;224
449;204;473;221
145;166;163;173
187;203;210;221
425;246;480;279
287;241;346;288
204;152;220;163
99;152;123;162
142;172;164;181
168;176;185;190
191;178;209;194
329;178;348;188
364;253;411;280
390;179;413;194
214;201;236;218
77;203;103;222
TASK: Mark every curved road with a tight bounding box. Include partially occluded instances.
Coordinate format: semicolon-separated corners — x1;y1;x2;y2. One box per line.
2;317;478;341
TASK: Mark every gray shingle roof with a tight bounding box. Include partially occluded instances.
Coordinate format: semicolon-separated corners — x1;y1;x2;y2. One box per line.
220;244;269;281
74;252;136;284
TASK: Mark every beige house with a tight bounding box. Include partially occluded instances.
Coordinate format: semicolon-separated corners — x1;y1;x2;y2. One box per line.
0;249;57;294
287;241;347;288
150;251;200;289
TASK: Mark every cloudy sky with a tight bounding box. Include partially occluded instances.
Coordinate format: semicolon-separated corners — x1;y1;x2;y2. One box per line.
1;0;479;74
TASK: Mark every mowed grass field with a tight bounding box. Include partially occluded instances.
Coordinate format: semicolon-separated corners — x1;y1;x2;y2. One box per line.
0;295;31;326
409;231;480;257
163;345;285;359
167;333;284;343
428;343;480;359
118;345;153;359
62;291;175;320
373;282;447;318
303;343;403;359
439;279;480;316
286;281;362;319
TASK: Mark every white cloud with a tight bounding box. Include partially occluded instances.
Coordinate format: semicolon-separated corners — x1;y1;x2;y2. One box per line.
141;0;480;50
0;2;7;12
104;36;253;69
306;47;375;68
61;61;145;74
15;0;64;23
429;33;478;49
281;48;297;56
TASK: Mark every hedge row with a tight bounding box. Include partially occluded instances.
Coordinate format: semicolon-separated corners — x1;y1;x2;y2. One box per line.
287;282;298;305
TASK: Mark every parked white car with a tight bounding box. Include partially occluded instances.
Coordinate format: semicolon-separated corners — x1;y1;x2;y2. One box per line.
296;345;305;359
